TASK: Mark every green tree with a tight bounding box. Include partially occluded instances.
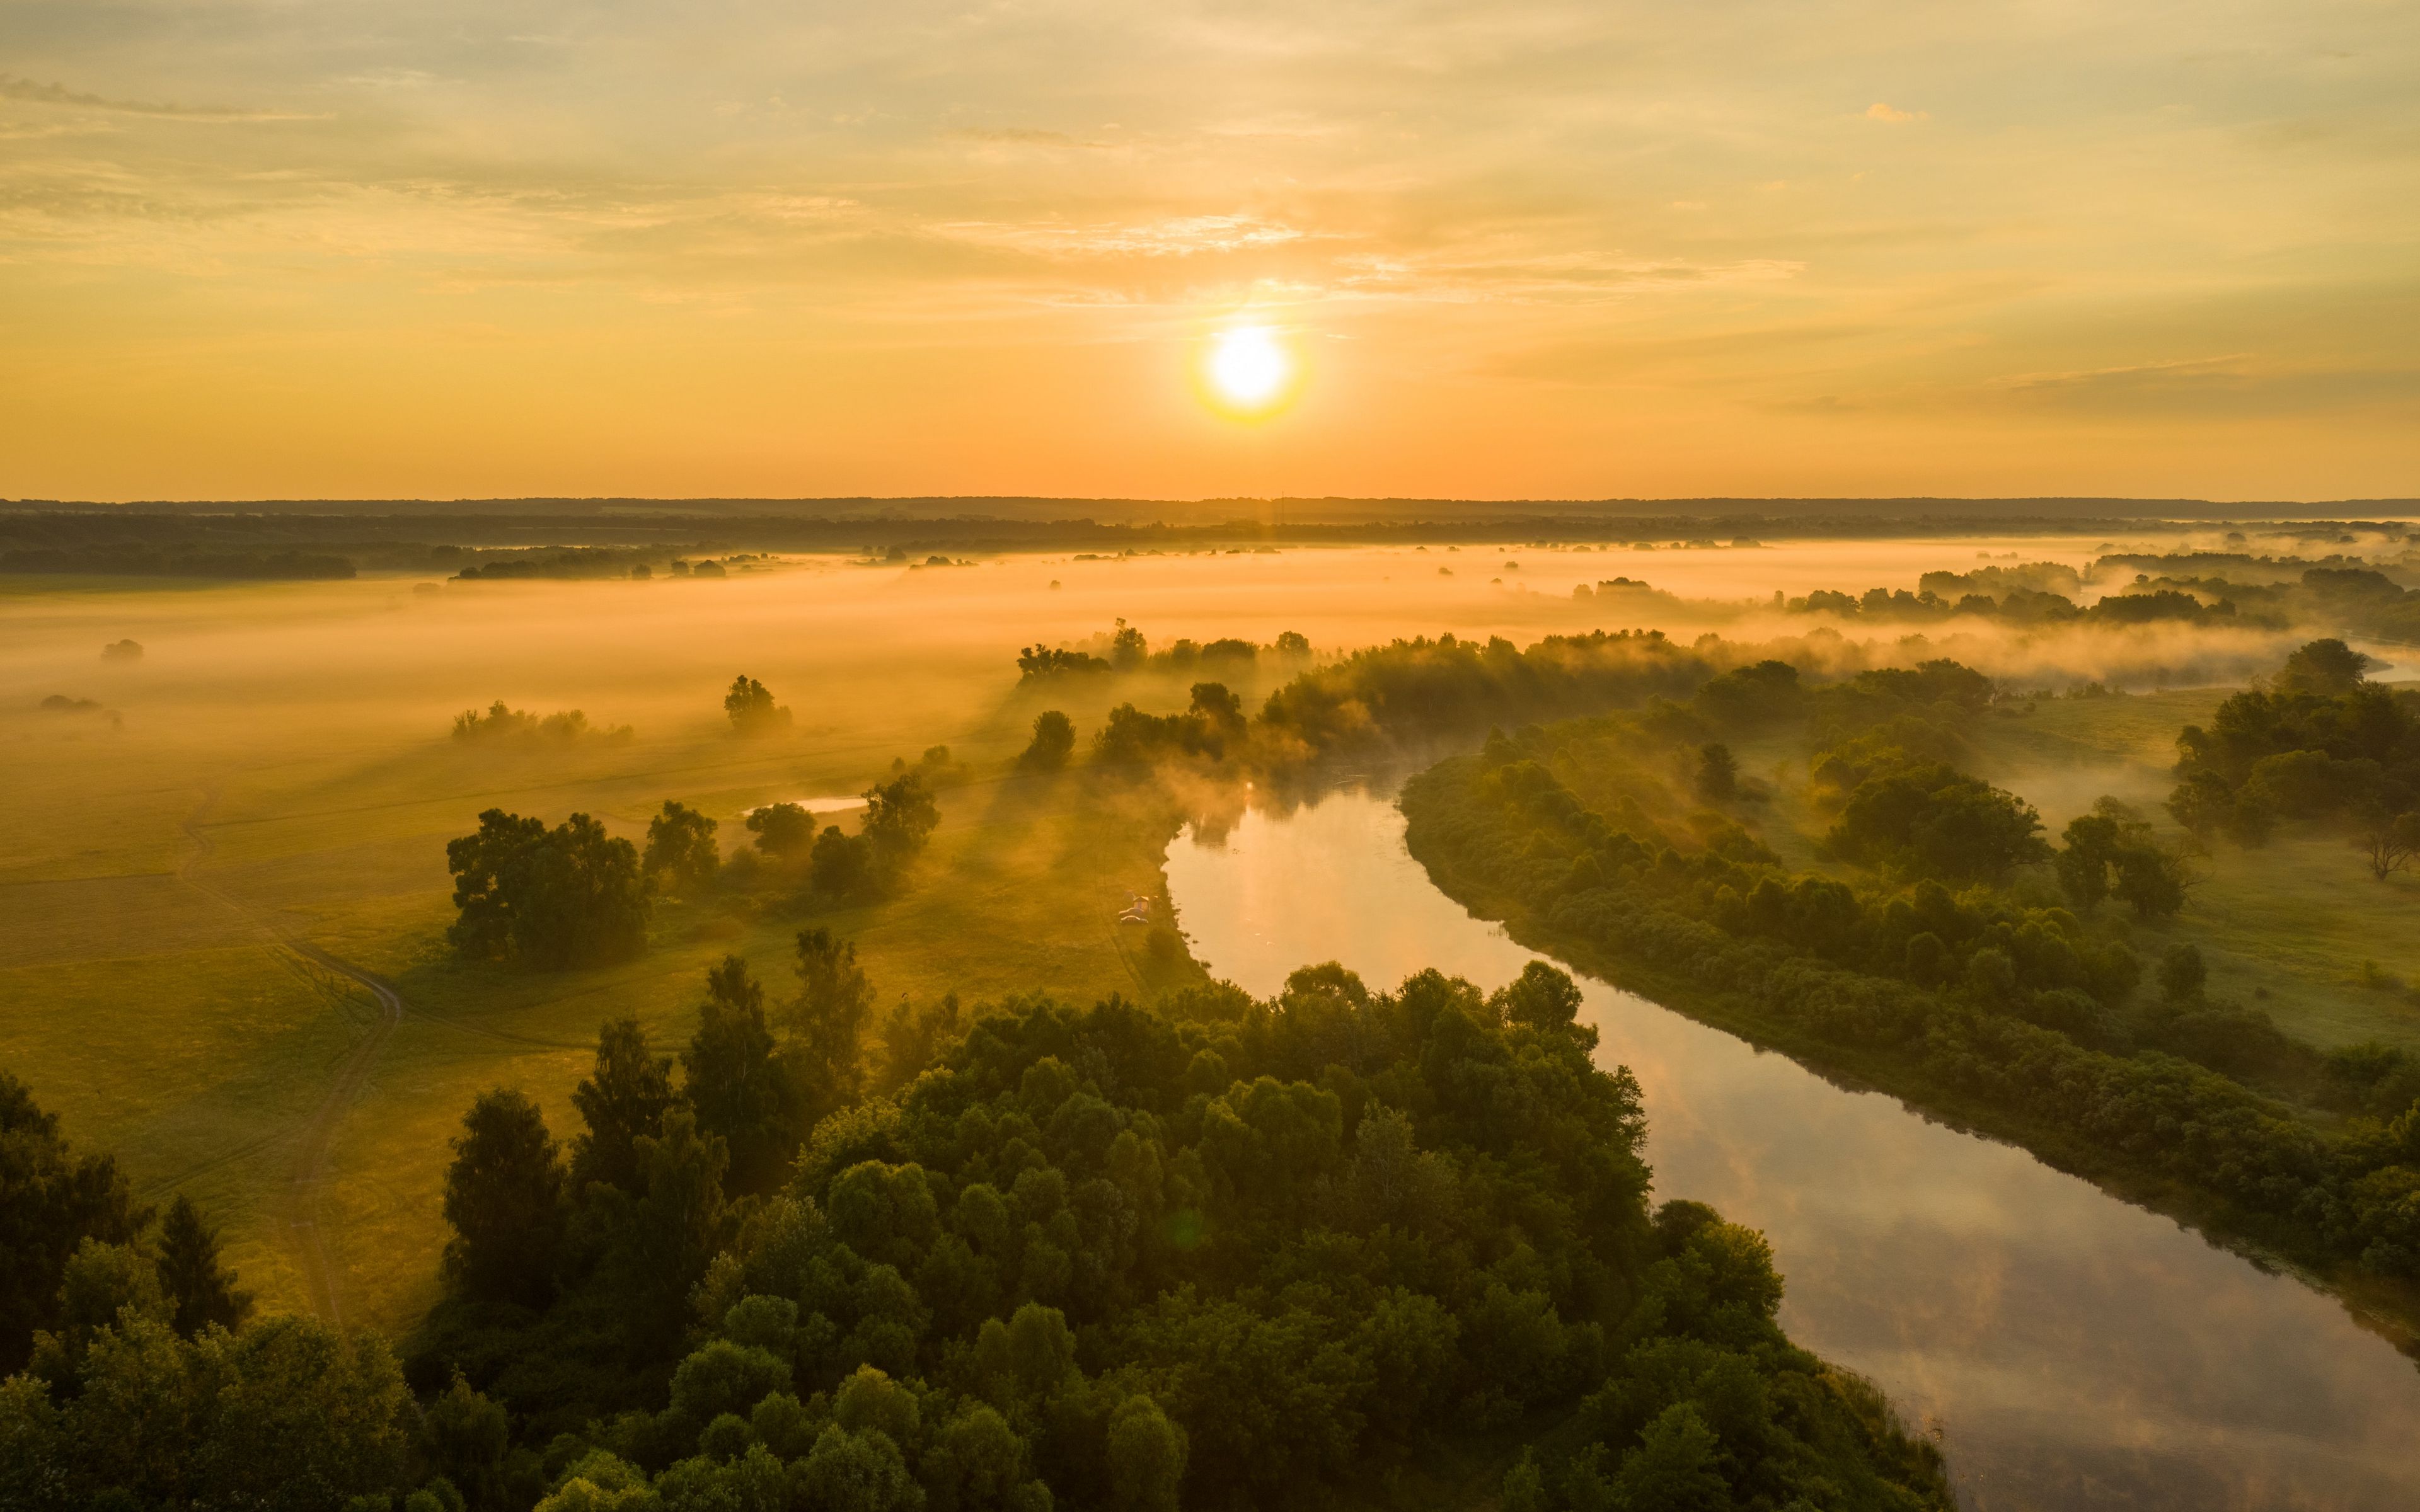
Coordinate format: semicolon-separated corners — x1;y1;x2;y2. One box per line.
2112;842;2189;920
812;824;876;899
2356;808;2420;881
31;1237;168;1383
2159;944;2206;1004
1492;960;1586;1035
155;1194;253;1338
422;1371;510;1511
2056;812;2121;910
725;675;792;735
0;1070;145;1374
790;929;877;1116
1106;1394;1187;1512
1695;743;1738;801
440;1089;565;1307
569;1019;677;1196
863;772;940;869
445;810;650;968
683;956;802;1195
605;1107;730;1353
2275;637;2377;697
746;801;816;857
1110;621;1148;670
1189;682;1244;729
1021;711;1076;771
1612;1402;1729;1512
642;800;720;890
1829;764;2049;884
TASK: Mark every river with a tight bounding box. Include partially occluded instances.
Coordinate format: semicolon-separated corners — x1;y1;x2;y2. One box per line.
1160;787;2420;1511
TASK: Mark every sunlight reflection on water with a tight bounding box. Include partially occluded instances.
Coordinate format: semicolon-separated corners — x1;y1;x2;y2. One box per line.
1163;787;2420;1512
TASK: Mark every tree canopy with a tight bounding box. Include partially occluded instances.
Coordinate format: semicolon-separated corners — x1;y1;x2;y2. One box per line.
447;810;652;968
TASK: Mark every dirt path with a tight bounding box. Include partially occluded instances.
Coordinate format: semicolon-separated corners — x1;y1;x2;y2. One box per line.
176;791;401;1326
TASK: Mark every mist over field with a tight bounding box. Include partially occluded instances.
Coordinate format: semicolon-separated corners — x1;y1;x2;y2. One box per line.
0;528;2382;1206
11;518;2420;1511
8;0;2417;1493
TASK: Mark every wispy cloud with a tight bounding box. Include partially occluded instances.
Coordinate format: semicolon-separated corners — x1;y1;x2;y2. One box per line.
0;74;325;122
943;127;1111;150
1865;102;1927;123
941;214;1306;259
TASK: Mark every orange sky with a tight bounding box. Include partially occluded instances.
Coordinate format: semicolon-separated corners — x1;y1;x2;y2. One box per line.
3;1;2416;502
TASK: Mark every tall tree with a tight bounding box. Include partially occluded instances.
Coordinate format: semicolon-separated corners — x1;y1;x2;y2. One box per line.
421;1371;512;1511
1020;711;1076;771
155;1194;254;1338
440;1089;565;1307
0;1070;146;1374
642;800;721;891
790;929;877;1116
683;958;802;1195
724;675;792;735
569;1019;677;1196
607;1106;730;1353
861;772;940;869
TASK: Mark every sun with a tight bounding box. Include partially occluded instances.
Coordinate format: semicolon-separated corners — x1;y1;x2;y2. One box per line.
1203;324;1295;415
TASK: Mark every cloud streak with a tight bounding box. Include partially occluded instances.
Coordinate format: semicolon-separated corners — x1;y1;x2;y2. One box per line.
0;74;326;122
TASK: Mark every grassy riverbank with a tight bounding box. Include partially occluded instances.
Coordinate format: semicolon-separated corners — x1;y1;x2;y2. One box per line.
1398;706;2420;1354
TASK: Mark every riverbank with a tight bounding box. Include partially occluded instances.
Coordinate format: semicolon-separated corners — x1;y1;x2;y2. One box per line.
1395;748;2420;1360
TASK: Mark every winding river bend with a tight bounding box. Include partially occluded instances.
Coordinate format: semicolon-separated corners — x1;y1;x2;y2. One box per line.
1162;788;2420;1512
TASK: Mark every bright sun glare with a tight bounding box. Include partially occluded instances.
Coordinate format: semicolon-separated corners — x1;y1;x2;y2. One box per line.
1206;325;1292;413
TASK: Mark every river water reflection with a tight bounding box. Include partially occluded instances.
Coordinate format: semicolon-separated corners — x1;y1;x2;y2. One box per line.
1161;788;2420;1511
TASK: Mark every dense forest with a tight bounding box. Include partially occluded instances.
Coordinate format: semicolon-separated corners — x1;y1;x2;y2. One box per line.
1395;643;2420;1300
0;952;1951;1509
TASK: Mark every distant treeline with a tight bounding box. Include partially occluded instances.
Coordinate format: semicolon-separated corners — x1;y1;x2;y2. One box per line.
1765;558;2420;642
452;550;758;581
6;505;2413;562
1008;628;1731;784
1016;624;1311;682
0;546;355;580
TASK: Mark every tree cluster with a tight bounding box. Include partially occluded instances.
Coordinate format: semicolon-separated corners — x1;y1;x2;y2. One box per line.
447;811;652;968
643;803;721;893
746;774;943;902
1404;710;2420;1291
2168;639;2420;855
402;954;1945;1512
1015;625;1311;684
453;702;633;745
726;677;793;736
1782;580;2233;628
1093;685;1247;766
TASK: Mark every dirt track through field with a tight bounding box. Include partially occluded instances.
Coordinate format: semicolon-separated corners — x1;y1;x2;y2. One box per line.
176;791;401;1326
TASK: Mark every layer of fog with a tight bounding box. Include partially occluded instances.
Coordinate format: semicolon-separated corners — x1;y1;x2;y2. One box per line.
0;529;2372;802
